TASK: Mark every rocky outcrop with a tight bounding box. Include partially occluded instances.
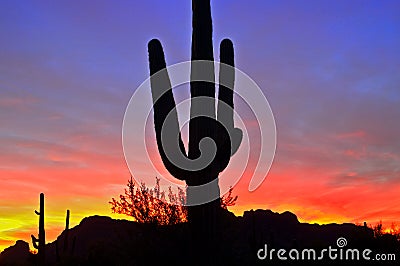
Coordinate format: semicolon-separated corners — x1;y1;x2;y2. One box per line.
0;240;32;265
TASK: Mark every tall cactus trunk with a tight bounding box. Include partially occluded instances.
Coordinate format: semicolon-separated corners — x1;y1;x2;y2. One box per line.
188;1;219;263
31;193;45;265
187;194;221;264
38;193;45;264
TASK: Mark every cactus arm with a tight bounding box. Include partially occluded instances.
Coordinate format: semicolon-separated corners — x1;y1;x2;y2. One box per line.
148;39;188;181
215;39;234;171
218;39;243;156
217;39;235;130
31;235;39;249
35;210;40;215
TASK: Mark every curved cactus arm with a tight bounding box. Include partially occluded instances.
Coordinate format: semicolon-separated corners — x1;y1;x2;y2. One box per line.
31;235;39;249
218;39;243;157
148;39;188;181
34;210;40;215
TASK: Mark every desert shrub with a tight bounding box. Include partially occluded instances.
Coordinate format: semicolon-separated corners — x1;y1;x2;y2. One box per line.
368;221;400;241
389;222;400;241
110;176;237;225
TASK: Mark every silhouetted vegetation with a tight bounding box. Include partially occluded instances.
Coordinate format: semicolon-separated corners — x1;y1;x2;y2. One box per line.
109;176;237;225
388;222;400;241
368;221;400;241
148;1;242;262
31;193;45;266
55;209;77;263
110;176;187;225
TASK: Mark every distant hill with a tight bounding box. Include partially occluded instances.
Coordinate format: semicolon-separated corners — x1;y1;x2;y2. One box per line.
1;209;398;265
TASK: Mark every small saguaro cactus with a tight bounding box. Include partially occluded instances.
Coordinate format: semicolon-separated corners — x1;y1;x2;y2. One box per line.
31;192;45;265
56;209;76;262
147;0;242;262
64;209;77;257
64;209;70;252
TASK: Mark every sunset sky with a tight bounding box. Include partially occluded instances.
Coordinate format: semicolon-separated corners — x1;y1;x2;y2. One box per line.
1;0;400;252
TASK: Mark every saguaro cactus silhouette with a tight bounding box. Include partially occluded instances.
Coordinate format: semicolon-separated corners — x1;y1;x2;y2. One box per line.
148;0;242;261
64;209;70;252
56;209;76;262
31;192;45;265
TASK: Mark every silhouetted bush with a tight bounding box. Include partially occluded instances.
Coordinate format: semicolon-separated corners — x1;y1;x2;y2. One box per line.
369;220;400;241
110;176;237;225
